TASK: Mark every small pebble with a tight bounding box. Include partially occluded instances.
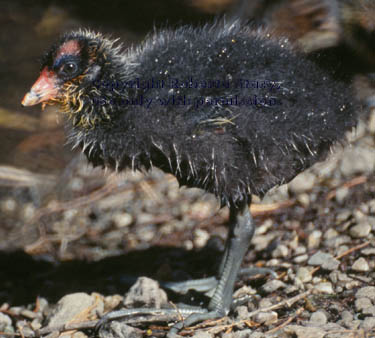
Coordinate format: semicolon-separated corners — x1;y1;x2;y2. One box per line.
184;240;193;250
283;325;325;338
345;280;362;290
99;321;142;338
255;219;273;235
362;305;375;316
47;293;99;328
124;277;167;309
259;298;273;308
113;213;133;228
294;246;306;255
337;272;352;283
294;254;308;263
235;306;250;320
356;286;375;301
340;310;353;322
30;318;42;331
355;297;372;312
20;309;39;319
297;193;310;207
190;201;213;219
335;186;349;203
314;282;334;294
254;311;278;325
194;228;210;248
308;251;339;270
324;235;351;248
335;245;350;257
285;285;299;294
272;244;289;258
320;323;345;332
104;295;123;312
349;222;371;238
329;271;338;284
0;313;12;332
309;311;328;325
233;285;256;298
336;286;343;293
9;307;22;315
324;228;339;239
346;320;361;330
289;172;316;194
361;317;375;330
136;213;154;224
352;257;369;271
261;280;286;293
340;147;375;176
353;210;367;223
336;210;351;223
296;267;312;283
307;230;322;249
15;321;34;337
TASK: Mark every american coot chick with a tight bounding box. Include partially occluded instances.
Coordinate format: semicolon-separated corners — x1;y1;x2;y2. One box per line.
22;22;359;335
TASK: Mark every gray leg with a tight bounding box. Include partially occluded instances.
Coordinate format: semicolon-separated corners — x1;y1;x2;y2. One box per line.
167;202;255;336
96;203;261;336
209;202;255;312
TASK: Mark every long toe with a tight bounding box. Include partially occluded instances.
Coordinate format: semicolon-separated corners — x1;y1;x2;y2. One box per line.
162;276;218;296
167;310;222;337
239;267;277;278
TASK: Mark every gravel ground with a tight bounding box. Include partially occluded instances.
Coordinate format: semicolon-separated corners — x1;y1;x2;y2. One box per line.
0;1;374;338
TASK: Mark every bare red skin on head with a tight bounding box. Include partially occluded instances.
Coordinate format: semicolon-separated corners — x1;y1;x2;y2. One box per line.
56;40;81;59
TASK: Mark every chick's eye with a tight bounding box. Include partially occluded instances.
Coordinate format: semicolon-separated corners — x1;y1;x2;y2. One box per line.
59;61;79;77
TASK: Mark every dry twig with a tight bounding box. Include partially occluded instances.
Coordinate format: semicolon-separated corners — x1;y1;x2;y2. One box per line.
265;307;304;334
311;241;371;275
326;175;368;200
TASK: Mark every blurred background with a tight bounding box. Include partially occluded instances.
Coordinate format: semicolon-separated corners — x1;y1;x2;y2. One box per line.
0;0;374;308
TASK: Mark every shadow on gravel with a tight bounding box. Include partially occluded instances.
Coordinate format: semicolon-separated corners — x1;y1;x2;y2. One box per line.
0;245;221;306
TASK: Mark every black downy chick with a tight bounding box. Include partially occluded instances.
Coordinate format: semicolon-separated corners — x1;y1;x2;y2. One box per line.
22;22;359;335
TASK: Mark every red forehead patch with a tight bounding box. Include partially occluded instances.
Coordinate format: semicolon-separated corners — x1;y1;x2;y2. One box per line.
56;40;81;59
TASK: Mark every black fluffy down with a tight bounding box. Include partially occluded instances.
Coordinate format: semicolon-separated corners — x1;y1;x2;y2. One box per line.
67;23;359;207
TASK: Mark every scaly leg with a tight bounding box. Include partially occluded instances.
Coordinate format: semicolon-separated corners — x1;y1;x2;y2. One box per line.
166;201;255;336
96;203;267;336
